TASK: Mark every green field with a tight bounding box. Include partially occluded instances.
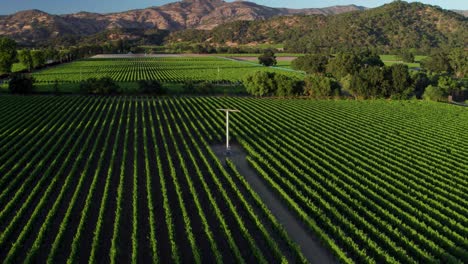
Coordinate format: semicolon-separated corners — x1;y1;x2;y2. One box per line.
1;96;467;263
31;57;302;84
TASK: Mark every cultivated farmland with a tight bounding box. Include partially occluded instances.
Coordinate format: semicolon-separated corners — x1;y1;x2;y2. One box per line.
32;57;303;84
1;96;468;263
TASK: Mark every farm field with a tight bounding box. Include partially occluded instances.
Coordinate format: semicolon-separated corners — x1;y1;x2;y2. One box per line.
31;56;303;84
1;96;468;263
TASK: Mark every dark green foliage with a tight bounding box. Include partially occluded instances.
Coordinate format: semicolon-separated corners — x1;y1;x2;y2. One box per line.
195;82;214;94
258;50;277;67
274;74;303;97
80;77;119;95
390;64;413;99
348;67;389;99
18;50;34;72
0;38;17;74
31;50;46;69
411;72;431;98
437;76;460;94
8;73;35;94
359;50;385;67
138;80;166;95
53;79;60;95
182;80;195;93
291;54;329;74
304;74;340;98
423;85;445;101
243;71;302;97
448;48;468;78
243;71;277;96
326;53;362;80
421;51;453;73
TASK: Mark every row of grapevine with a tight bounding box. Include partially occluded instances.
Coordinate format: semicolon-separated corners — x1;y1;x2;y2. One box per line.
32;57;303;83
0;96;306;263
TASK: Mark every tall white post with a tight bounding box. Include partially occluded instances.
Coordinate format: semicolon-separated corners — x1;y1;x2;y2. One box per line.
226;111;229;150
218;109;240;152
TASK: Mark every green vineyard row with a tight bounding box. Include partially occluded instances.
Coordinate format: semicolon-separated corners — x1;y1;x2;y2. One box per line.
32;57;303;83
0;96;467;263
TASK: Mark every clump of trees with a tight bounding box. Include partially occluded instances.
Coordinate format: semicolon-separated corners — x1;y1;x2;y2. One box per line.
291;54;329;74
80;77;119;95
258;50;277;67
17;50;46;72
422;48;467;78
0;37;17;74
304;74;340;98
8;73;35;94
138;80;166;95
243;71;302;97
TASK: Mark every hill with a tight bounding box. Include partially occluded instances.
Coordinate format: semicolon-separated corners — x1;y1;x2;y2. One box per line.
168;1;467;53
452;10;468;17
0;0;364;45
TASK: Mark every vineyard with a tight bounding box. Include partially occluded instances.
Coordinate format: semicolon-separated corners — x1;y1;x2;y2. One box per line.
32;57;303;84
1;96;468;263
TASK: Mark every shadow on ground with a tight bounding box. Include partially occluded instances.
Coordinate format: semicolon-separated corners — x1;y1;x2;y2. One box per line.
211;144;337;264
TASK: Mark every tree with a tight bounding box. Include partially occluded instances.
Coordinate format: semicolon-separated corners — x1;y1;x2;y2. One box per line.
274;74;303;97
80;77;119;94
304;74;340;98
421;51;452;73
448;48;468;78
437;75;460;95
390;64;412;98
326;53;361;80
359;50;385;67
422;85;445;101
411;72;431;99
8;73;35;94
243;71;276;96
291;54;329;74
138;80;166;95
31;50;46;69
195;82;214;94
258;49;277;67
17;50;33;72
0;38;17;74
347;66;393;99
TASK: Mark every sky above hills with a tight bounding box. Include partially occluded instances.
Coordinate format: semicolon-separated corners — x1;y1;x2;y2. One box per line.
0;0;466;15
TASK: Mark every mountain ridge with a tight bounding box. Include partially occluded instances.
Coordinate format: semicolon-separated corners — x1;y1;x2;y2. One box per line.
0;0;366;44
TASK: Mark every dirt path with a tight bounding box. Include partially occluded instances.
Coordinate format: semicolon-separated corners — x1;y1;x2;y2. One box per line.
211;144;337;264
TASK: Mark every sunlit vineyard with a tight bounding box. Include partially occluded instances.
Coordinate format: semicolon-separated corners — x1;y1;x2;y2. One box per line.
1;96;468;263
32;57;303;84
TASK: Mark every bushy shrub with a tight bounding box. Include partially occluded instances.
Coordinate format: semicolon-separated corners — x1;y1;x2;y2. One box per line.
258;49;277;67
422;85;445;101
80;77;119;95
182;80;195;93
243;71;277;96
291;54;329;74
138;80;166;95
8;73;35;94
304;74;340;98
243;71;303;97
195;82;214;94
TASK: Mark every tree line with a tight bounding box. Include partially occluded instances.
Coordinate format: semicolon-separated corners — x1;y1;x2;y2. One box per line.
244;49;467;101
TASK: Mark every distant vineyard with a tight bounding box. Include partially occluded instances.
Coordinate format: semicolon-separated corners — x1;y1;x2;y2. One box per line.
32;57;303;83
1;96;468;263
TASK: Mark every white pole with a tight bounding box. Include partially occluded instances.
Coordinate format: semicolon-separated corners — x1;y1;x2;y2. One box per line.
226;111;230;150
218;109;240;152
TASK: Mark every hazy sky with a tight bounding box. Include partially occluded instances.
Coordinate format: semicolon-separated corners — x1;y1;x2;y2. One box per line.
0;0;466;15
